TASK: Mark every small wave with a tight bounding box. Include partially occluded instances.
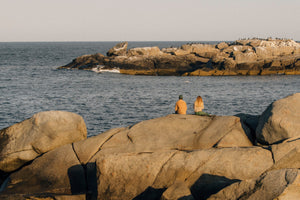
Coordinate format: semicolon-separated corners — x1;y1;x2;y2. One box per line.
92;66;120;73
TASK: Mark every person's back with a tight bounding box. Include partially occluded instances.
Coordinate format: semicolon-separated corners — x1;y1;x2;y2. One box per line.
194;96;204;112
175;95;187;114
194;96;209;116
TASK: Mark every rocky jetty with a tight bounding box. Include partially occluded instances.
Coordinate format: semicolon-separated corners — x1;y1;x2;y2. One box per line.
59;38;300;76
0;93;300;199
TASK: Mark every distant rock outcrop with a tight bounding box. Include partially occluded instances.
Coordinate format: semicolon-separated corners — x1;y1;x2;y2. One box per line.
59;38;300;76
1;93;300;199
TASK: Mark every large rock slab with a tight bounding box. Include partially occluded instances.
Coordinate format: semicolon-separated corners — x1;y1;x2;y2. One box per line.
0;144;85;195
95;150;175;200
208;169;300;200
152;147;273;192
73;127;127;164
92;147;273;200
73;114;253;165
0;113;263;199
192;116;253;149
0;111;87;172
0;141;276;199
256;93;300;144
269;138;300;170
1;146;273;199
4;92;300;199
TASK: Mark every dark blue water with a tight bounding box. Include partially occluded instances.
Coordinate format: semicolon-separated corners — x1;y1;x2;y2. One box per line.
0;42;299;136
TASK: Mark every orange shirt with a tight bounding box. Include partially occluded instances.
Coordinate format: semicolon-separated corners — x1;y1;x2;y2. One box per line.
175;99;187;114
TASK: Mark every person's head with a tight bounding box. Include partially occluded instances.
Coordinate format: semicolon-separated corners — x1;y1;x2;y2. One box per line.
196;96;203;103
179;95;183;99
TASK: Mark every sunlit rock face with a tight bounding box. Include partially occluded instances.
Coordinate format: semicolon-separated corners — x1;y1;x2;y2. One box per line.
1;94;300;200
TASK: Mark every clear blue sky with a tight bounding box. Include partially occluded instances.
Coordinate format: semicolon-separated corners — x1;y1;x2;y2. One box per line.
1;0;299;42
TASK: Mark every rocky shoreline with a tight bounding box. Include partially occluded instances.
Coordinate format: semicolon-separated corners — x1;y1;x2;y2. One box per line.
0;93;300;199
59;38;300;76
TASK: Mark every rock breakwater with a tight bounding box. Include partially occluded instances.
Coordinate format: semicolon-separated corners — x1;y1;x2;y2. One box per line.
59;38;300;76
0;93;300;199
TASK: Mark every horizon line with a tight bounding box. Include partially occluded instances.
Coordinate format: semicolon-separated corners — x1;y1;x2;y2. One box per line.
0;40;232;43
1;38;299;43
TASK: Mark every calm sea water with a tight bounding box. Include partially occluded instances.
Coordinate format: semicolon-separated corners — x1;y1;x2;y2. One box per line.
0;42;299;136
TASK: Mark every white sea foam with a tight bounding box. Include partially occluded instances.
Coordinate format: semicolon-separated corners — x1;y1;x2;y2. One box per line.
92;65;120;73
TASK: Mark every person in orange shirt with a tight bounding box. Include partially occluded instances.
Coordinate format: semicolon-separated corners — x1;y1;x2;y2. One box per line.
175;95;187;114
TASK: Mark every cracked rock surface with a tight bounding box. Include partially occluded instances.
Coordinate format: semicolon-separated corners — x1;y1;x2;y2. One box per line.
208;169;300;200
0;93;300;199
0;111;87;172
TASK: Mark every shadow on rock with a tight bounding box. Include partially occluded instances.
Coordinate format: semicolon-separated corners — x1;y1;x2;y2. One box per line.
68;162;98;200
178;195;195;200
133;186;166;200
190;174;240;200
235;113;260;143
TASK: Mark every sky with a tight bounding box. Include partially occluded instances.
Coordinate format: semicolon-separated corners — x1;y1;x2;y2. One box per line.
0;0;299;42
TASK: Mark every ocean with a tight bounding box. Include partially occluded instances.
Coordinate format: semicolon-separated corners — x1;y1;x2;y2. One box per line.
0;42;299;136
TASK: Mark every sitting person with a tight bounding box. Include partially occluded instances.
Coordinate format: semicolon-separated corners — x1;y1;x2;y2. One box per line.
194;96;209;116
175;95;187;114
